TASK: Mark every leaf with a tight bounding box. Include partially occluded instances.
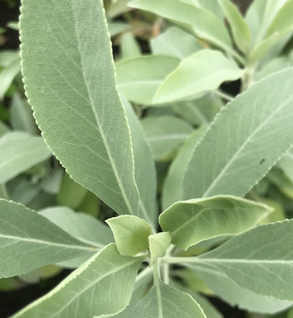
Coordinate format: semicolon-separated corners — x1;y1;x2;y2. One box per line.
0;57;21;100
141;116;193;161
108;0;131;18
116;55;180;105
150;27;202;60
0;120;10;137
190;263;292;314
149;232;172;263
0;50;19;68
106;215;152;256
121;33;141;60
129;0;232;52
0;132;51;184
196;219;293;301
10;94;37;135
12;244;144;318
123;99;157;230
39;207;114;248
0;199;96;279
153;50;244;104
162;126;208;211
20;0;139;217
108;22;131;36
183;68;293;200
217;0;251;53
57;172;88;209
40;169;63;195
112;268;153;318
179;0;223;20
129;279;206;318
160;195;270;250
171;281;223;318
278;150;293;183
266;0;293;39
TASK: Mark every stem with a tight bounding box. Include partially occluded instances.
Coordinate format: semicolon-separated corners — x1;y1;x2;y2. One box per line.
153;259;161;284
214;90;234;102
163;256;203;265
162;245;173;285
241;66;255;92
136;266;152;283
0;184;9;200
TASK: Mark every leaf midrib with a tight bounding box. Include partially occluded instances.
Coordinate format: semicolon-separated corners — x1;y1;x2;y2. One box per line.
202;92;293;198
69;0;135;215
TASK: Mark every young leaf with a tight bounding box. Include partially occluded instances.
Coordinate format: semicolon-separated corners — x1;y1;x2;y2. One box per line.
183;68;293;200
162;126;208;210
150;27;203;60
12;244;144;318
0;132;51;184
159;196;270;250
20;0;139;217
129;0;232;52
217;0;251;53
153;50;244;104
108;22;131;36
116;55;180;105
39;207;114;248
123;99;157;230
190;263;292;314
106;215;151;256
0;199;96;279
141;116;193;161
196;219;293;301
129;279;206;318
149;232;172;263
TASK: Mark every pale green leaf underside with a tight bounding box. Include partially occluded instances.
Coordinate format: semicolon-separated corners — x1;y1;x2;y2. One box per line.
106;215;151;256
150;27;203;60
160;195;270;250
0;57;21;100
197;219;293;301
12;244;144;318
123;99;157;230
162;126;208;211
116;55;180;105
191;264;292;314
0;132;51;184
0;199;95;279
141;116;193;161
39;207;114;248
20;0;139;216
153;50;244;104
129;280;206;318
129;0;232;52
183;68;293;200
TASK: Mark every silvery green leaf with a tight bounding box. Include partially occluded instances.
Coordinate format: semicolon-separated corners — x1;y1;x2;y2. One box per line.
12;244;144;318
183;68;293;200
20;0;139;217
0;57;20;100
0;199;95;279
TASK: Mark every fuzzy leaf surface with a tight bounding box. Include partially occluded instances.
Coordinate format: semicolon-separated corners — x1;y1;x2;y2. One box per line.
106;215;151;256
39;207;114;248
197;219;293;301
0;199;95;279
183;68;293;200
0;132;51;184
12;244;144;318
20;0;139;216
129;280;206;318
123;99;157;229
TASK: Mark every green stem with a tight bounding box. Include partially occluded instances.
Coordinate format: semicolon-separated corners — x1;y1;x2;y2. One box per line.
214;90;234;102
241;66;255;92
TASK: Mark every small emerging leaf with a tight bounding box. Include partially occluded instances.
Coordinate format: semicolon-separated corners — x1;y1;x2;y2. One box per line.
106;215;152;256
149;232;172;263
